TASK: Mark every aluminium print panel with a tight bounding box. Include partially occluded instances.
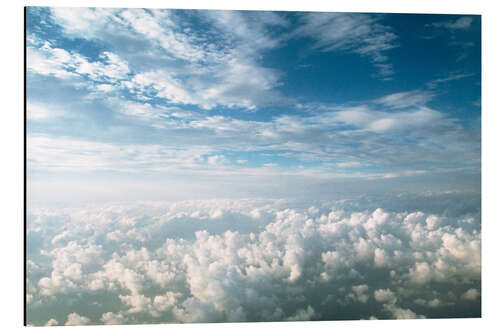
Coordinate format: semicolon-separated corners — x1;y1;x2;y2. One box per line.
25;7;481;326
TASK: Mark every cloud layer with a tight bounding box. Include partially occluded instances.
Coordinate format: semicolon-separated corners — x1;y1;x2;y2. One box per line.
26;193;481;325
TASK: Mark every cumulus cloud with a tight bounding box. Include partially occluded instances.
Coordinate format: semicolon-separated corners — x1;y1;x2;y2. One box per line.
374;289;397;304
65;313;91;326
45;318;59;326
462;288;480;301
100;312;126;325
26;194;480;325
374;289;425;319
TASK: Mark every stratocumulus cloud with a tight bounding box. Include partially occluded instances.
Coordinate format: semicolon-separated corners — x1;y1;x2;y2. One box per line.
26;193;481;325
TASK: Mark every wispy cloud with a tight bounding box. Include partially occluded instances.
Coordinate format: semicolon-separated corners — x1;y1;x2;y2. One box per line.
427;17;474;31
49;7;117;39
42;8;289;110
27;135;213;173
292;13;398;79
426;72;475;89
374;90;434;109
27;102;64;120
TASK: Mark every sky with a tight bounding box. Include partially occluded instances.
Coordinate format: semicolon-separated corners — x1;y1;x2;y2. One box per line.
26;7;481;203
25;7;481;326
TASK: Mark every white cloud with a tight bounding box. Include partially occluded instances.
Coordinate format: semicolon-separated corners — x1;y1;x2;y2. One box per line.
383;304;425;320
426;72;474;89
336;161;362;168
333;106;446;133
429;17;474;30
462;288;480;301
76;51;130;82
286;306;315;321
26;195;480;325
293;13;398;78
45;8;285;110
374;288;397;304
27;103;61;120
205;10;288;52
374;288;425;319
27;43;78;79
351;284;370;303
374;90;434;109
207;154;228;166
118;9;215;63
119;294;153;314
44;318;59;326
50;7;117;38
65;313;91;326
100;312;126;325
27;39;130;84
27;135;214;173
123;70;199;106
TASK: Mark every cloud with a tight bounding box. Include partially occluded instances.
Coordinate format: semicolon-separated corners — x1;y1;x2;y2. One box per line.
43;8;286;110
50;7;117;39
26;88;478;189
27;102;62;120
286;306;315;321
26;194;480;325
118;9;206;62
65;313;91;326
27;135;214;173
426;72;475;89
374;90;434;109
100;312;126;325
374;289;425;319
462;288;480;301
333;105;447;133
207;154;228;166
44;318;59;326
204;10;289;51
350;284;370;303
428;17;474;31
27;42;78;80
292;13;398;78
374;288;397;304
27;38;130;84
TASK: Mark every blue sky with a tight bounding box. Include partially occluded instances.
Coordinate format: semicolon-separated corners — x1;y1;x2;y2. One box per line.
26;7;481;202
